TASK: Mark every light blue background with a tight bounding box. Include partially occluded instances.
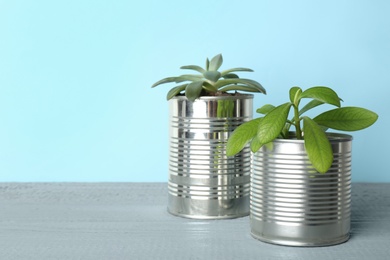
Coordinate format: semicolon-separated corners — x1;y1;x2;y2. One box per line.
0;0;389;182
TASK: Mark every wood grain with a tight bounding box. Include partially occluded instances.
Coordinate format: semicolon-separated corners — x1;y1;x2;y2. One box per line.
1;183;389;259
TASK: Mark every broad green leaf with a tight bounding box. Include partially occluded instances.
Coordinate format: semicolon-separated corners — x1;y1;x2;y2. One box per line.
303;117;333;173
221;67;253;76
208;54;223;71
300;86;341;107
226;118;262;156
313;106;378;131
214;78;266;94
289;86;302;105
166;84;187;100
222;73;239;79
250;135;263;153
185;81;204;101
180;65;206;74
299;99;324;115
257;102;292;144
256;104;275;114
203;71;221;82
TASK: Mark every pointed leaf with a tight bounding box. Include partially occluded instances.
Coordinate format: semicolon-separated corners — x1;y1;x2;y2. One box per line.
250;135;263;153
218;84;264;93
313;106;378;131
208;54;223;71
185;81;204;101
303;117;333;173
214;78;266;94
177;74;203;81
221;67;253;76
257;102;292;144
151;77;180;88
226;118;262;156
239;79;266;94
299;99;324;115
289;86;302;104
180;65;206;74
256;104;275;115
300;86;341;107
203;71;221;82
166;84;187;100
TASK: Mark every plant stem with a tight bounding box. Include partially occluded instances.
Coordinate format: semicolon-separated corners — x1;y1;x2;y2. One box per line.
293;105;303;139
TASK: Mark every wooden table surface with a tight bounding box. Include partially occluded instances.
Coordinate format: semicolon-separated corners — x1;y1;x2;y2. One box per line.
1;183;389;260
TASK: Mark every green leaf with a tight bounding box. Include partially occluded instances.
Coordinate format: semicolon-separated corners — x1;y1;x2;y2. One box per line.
166;84;187;100
222;73;239;79
313;106;378;131
208;54;223;71
299;99;324;115
289;86;302;105
239;79;266;94
203;71;221;82
180;65;206;74
300;86;341;107
250;135;263;153
218;84;264;93
303;117;333;173
177;74;204;82
281;123;292;138
226;118;262;156
221;67;253;76
185;81;204;101
257;102;292;144
256;104;275;114
214;78;266;94
202;81;218;92
151;77;180;88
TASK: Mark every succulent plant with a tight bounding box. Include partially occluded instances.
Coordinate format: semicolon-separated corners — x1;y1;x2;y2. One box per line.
151;54;266;101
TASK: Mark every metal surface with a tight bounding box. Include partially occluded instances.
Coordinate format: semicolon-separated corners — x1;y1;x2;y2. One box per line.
168;95;253;219
251;133;353;246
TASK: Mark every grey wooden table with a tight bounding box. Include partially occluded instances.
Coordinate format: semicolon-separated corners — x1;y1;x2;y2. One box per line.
1;183;389;260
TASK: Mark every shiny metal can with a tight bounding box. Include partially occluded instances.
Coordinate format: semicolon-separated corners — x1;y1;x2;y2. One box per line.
251;133;352;246
168;95;253;219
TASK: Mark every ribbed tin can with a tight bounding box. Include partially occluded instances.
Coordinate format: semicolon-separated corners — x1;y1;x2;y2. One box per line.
251;133;352;246
168;95;253;219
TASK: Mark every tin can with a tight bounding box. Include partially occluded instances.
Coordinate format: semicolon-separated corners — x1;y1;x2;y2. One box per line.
168;95;253;219
251;133;352;246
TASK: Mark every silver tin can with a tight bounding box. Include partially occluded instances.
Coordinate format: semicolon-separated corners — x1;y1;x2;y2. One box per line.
168;95;253;219
251;133;352;246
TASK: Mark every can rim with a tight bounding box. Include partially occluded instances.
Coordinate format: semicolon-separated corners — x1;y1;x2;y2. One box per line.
273;132;353;143
171;94;254;101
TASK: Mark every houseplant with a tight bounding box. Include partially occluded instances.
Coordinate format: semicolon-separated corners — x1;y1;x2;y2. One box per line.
152;54;266;219
226;86;378;246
